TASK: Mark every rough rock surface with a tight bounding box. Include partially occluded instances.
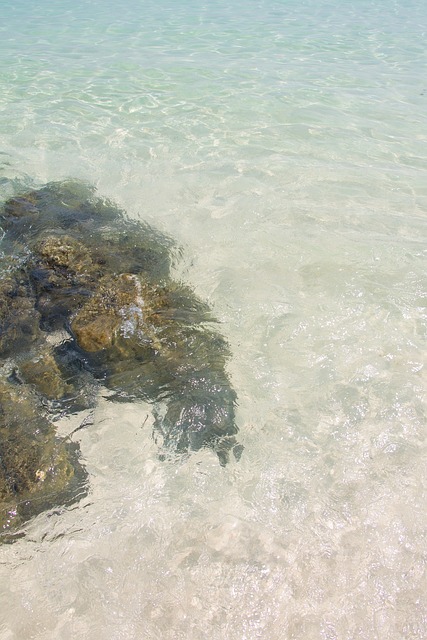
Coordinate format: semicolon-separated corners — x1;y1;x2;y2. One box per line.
0;377;86;535
0;180;241;536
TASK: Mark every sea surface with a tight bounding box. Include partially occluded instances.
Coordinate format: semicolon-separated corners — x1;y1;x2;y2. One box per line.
0;0;426;638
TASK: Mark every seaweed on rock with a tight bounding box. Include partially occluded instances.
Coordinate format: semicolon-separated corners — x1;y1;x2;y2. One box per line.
0;180;241;536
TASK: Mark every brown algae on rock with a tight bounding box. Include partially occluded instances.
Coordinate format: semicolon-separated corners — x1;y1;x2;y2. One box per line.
0;378;85;536
0;180;241;537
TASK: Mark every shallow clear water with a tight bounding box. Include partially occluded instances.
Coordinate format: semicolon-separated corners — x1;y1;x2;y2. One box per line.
0;0;426;638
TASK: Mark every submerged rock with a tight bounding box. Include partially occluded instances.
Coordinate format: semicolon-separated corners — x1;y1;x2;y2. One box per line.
0;273;41;357
0;377;86;537
0;180;241;536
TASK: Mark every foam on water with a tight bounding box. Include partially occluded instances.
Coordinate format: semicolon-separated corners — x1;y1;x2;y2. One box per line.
0;0;426;638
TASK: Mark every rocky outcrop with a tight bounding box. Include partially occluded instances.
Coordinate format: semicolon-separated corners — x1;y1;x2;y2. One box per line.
0;180;241;536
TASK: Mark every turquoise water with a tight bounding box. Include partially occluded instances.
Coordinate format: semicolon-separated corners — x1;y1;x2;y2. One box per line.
0;0;426;638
